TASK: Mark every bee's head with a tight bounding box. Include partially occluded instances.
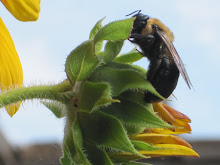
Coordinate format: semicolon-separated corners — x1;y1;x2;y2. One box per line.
132;13;149;34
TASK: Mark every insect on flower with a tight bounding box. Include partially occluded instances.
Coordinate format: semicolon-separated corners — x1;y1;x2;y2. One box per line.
127;10;192;103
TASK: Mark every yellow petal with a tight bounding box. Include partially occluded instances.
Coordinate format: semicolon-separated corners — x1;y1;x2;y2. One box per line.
109;144;199;160
153;103;191;123
1;0;41;21
172;119;191;132
162;103;191;122
140;144;199;157
0;17;23;116
153;102;176;123
152;102;192;134
147;127;191;135
130;133;192;148
151;119;191;134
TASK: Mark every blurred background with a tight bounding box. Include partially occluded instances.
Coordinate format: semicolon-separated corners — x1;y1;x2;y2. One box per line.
0;0;220;164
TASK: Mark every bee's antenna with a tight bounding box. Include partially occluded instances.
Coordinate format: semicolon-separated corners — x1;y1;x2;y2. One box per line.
126;10;141;17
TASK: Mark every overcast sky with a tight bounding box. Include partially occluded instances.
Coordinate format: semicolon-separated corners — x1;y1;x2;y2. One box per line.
0;0;220;145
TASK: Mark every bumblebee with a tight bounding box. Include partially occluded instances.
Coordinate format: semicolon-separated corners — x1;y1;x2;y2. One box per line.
128;11;192;102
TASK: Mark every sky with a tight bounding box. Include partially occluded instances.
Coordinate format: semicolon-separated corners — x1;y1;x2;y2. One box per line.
0;0;220;145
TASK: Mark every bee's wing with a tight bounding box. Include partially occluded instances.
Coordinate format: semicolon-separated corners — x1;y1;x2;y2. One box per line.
155;29;193;89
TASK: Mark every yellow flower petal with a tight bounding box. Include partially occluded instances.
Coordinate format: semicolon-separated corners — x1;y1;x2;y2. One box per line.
140;144;199;157
162;103;191;122
153;103;191;123
0;17;23;116
152;102;192;134
146;127;191;135
109;144;199;160
130;133;192;148
153;102;177;124
1;0;41;21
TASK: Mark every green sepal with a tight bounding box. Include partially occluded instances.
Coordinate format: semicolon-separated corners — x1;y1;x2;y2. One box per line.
89;66;164;99
99;40;124;64
124;126;146;135
78;111;143;157
41;101;66;118
78;81;119;113
121;162;152;165
114;52;143;64
60;149;73;165
84;142;114;165
94;18;135;43
72;114;83;148
101;93;171;130
61;133;76;165
71;117;91;165
61;116;91;165
131;140;160;151
90;17;105;39
65;40;99;84
120;91;154;113
89;17;105;53
105;62;147;78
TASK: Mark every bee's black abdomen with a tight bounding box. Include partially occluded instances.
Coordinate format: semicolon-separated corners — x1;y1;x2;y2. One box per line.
144;57;180;103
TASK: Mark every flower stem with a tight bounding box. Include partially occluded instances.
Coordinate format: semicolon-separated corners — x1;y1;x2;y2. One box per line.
0;80;73;108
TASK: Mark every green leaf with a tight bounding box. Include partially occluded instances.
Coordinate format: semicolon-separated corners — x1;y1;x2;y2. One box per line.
89;17;105;53
84;142;114;165
101;94;171;129
99;41;124;64
131;140;160;151
78;81;119;113
114;52;143;63
78;111;143;157
89;66;164;99
41;101;66;118
94;18;135;43
65;40;99;84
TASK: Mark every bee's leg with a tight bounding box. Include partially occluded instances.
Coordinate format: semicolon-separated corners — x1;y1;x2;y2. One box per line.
128;38;136;43
147;57;162;83
129;34;156;58
129;34;155;44
147;41;164;83
142;34;155;45
136;48;144;55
